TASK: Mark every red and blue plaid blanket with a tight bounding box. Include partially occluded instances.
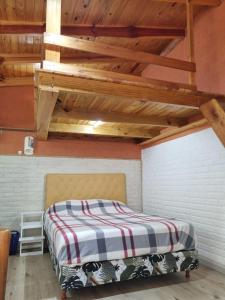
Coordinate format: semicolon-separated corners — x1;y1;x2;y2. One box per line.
44;200;196;266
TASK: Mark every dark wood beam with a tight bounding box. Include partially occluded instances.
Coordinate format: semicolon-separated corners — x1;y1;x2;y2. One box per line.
0;22;185;38
44;33;196;72
0;53;137;65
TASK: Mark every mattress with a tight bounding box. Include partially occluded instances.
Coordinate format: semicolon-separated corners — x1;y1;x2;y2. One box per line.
44;199;196;266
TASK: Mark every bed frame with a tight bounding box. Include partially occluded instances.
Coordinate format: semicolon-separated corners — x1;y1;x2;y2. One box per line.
45;173;197;300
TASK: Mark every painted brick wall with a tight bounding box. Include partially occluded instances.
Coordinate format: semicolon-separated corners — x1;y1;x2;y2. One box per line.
0;156;141;230
142;128;225;272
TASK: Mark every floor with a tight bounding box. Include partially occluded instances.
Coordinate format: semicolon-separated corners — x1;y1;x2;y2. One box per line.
5;254;225;300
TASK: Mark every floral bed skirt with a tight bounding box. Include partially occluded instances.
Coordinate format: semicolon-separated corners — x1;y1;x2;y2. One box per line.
51;249;199;291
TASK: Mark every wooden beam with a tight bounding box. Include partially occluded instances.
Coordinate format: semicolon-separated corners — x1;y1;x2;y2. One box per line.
49;122;159;139
0;53;138;65
45;0;61;62
42;60;196;91
0;77;34;87
36;89;59;140
155;0;221;5
200;99;225;147
44;33;196;72
52;106;186;128
37;62;225;108
186;0;196;85
140;118;208;148
0;22;185;38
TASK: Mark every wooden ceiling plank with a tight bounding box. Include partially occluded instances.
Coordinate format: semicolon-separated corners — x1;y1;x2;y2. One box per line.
37;89;59;140
200;99;225;147
140;118;208;147
0;22;185;38
0;53;146;65
52;105;186;128
0;77;34;87
49;122;158;139
43;33;196;72
155;0;221;5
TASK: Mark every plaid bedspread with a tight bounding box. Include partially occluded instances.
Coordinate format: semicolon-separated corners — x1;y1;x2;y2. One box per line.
44;200;196;266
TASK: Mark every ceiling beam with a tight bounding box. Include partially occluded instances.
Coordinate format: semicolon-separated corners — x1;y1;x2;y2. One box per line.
200;99;225;147
52;106;186;128
49;122;159;139
42;60;196;91
37;61;225;108
0;77;34;87
140;118;208;148
154;0;221;5
0;53;139;65
36;89;59;140
44;32;196;72
45;0;61;62
0;21;185;38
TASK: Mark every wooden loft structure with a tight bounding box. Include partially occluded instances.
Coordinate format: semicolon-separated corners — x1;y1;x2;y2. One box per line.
0;0;225;147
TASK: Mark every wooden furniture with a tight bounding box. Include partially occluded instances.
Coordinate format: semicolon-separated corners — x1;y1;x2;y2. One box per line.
0;228;10;300
19;212;45;256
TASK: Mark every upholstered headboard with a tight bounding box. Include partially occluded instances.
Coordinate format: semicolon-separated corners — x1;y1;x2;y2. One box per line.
45;173;127;209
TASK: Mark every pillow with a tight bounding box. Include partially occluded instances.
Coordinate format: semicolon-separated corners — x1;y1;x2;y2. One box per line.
46;199;133;216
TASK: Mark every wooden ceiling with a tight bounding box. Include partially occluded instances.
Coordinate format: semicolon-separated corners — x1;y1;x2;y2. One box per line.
1;0;225;146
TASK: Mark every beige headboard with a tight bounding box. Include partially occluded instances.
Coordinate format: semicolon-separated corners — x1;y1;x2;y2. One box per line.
45;173;127;209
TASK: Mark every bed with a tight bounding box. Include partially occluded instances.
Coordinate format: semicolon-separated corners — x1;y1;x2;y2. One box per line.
44;173;199;299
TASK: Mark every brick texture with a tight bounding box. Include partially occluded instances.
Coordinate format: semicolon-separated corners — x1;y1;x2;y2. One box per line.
0;156;141;230
142;128;225;271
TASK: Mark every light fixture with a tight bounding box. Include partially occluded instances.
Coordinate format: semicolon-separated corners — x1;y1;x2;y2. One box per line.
89;120;104;128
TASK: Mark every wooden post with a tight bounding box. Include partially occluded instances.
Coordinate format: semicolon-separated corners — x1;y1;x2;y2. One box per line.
0;229;10;300
45;0;61;62
186;0;196;85
200;99;225;147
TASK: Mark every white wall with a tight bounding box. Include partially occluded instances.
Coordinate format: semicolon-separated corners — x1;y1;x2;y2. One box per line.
142;128;225;272
0;156;141;230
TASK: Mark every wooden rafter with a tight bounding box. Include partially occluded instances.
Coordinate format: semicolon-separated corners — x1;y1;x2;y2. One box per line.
140;118;208;147
200;99;225;147
52;105;186;128
49;122;159;139
0;22;185;38
0;53;130;65
36;89;59;140
36;62;225;108
0;77;34;87
44;33;196;72
155;0;220;5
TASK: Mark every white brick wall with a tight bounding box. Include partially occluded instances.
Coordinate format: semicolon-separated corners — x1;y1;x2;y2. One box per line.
142;128;225;272
0;156;141;230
